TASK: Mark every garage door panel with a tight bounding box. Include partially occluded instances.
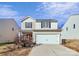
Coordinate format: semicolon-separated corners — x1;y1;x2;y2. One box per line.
36;35;59;44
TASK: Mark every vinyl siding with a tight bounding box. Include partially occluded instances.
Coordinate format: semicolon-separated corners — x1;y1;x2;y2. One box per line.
0;19;19;43
61;15;79;39
21;17;58;30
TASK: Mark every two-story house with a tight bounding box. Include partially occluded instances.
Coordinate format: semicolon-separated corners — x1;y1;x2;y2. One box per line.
21;16;61;44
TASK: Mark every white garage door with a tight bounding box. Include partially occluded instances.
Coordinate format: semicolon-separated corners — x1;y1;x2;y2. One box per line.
36;35;60;44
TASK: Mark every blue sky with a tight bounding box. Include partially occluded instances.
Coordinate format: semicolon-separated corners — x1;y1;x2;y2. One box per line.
0;2;79;28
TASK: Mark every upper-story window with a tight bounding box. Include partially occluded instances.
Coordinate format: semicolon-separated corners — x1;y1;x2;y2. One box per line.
12;27;14;31
25;22;32;28
73;24;75;29
66;27;68;31
41;21;51;28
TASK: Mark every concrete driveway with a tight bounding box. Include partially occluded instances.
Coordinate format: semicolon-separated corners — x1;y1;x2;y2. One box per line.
29;45;79;56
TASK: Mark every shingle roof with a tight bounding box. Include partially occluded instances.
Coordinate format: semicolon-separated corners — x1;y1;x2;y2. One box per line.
36;19;57;22
21;16;57;22
0;18;14;20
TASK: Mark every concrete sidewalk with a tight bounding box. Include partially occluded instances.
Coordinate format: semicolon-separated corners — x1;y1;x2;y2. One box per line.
29;45;79;56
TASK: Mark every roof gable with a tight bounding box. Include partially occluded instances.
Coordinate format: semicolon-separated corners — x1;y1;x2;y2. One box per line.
21;16;33;22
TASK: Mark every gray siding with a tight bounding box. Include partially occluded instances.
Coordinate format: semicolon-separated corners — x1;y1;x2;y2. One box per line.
0;19;19;43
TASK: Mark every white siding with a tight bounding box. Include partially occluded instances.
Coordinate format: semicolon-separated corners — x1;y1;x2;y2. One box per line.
35;22;58;30
21;17;58;31
61;15;79;39
21;22;25;30
51;22;58;29
35;22;41;29
21;17;36;30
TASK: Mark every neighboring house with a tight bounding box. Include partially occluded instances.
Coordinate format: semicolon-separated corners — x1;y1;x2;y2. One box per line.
21;16;61;44
61;14;79;40
0;18;19;43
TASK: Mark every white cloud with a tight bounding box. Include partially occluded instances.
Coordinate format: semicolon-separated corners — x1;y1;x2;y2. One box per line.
37;2;78;15
0;8;18;17
0;5;18;17
0;5;12;8
0;5;23;26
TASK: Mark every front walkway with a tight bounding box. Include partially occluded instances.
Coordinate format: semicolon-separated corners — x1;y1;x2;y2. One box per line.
29;45;79;56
